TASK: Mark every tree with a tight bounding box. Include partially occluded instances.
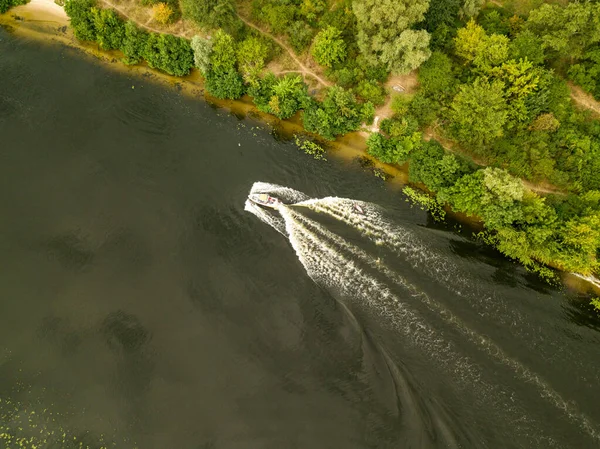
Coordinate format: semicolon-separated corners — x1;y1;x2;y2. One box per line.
152;2;173;24
448;78;508;148
268;75;308;119
0;0;26;14
454;19;486;63
120;21;148;65
387;29;431;74
204;30;244;99
190;35;212;74
454;20;509;70
367;133;407;164
438;168;525;229
473;33;509;71
418;51;456;96
236;37;270;81
205;70;245;99
409;140;471;191
143;33;194;76
459;0;484;18
303;86;365;139
352;0;431;73
91;7;125;50
311;26;347;67
355;79;386;105
287;21;314;52
210;30;237;73
181;0;235;29
526;3;600;60
247;73;278;113
509;30;545;65
64;0;97;42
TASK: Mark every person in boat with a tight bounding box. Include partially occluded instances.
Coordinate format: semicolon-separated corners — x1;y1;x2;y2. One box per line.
352;204;365;214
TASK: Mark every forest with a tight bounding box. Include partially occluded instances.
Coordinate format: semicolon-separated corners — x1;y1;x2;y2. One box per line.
6;0;599;277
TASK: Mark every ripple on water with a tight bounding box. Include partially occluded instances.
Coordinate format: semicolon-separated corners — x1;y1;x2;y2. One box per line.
112;95;170;136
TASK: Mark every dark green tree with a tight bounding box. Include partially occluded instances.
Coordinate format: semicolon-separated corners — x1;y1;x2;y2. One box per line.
64;0;97;42
143;33;194;76
91;7;125;50
120;21;148;65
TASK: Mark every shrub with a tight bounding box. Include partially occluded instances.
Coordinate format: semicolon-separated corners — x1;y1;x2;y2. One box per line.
311;26;346;67
64;0;97;41
355;80;386;106
121;21;148;65
287;21;314;53
205;69;245;99
152;2;173;24
143;33;194;76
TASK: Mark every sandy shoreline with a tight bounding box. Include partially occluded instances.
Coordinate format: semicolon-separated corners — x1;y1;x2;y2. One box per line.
10;0;67;21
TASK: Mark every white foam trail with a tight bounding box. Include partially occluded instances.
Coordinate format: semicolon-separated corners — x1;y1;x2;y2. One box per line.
295;197;600;442
571;272;600;289
246;185;599;443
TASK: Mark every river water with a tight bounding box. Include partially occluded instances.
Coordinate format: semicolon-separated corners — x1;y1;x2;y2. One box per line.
1;30;599;449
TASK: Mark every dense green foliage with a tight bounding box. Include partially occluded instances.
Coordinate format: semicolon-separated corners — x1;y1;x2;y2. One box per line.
0;0;26;14
360;1;600;275
190;35;212;74
180;0;236;30
303;86;372;140
353;0;431;73
204;30;245;99
65;0;193;76
311;26;346;67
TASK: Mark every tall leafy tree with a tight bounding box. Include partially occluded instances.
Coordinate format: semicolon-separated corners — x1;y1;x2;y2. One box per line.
121;21;148;65
526;2;600;60
190;35;212;74
64;0;97;41
448;78;508;148
143;33;194;76
91;7;125;50
181;0;235;29
204;30;244;99
311;26;347;67
236;37;270;81
352;0;431;73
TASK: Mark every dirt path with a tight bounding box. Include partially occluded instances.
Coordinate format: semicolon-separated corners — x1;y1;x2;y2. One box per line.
569;82;600;117
236;14;331;88
99;0;174;35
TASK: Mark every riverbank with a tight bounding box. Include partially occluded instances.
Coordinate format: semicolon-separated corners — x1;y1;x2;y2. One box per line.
2;1;599;296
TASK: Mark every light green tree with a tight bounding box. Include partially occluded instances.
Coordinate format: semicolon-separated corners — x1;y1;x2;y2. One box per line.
191;36;212;74
454;19;486;63
526;3;600;59
473;33;509;71
181;0;236;29
454;20;509;71
210;30;237;73
460;0;485;18
311;26;347;67
236;37;269;80
352;0;431;73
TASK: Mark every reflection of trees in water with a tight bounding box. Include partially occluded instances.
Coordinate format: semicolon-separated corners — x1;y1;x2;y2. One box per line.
42;233;94;271
101;310;154;425
563;296;600;331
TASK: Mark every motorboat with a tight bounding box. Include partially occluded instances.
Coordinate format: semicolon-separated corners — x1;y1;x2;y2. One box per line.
248;193;281;209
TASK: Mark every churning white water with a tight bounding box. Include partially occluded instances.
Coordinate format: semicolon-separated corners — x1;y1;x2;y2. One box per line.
245;182;600;444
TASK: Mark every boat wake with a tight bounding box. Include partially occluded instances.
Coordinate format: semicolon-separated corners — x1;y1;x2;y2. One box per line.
244;181;600;448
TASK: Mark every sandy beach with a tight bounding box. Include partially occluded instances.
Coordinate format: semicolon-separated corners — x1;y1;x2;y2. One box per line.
10;0;67;21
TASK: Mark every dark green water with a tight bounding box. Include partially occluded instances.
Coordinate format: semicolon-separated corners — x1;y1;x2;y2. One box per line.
1;30;599;449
